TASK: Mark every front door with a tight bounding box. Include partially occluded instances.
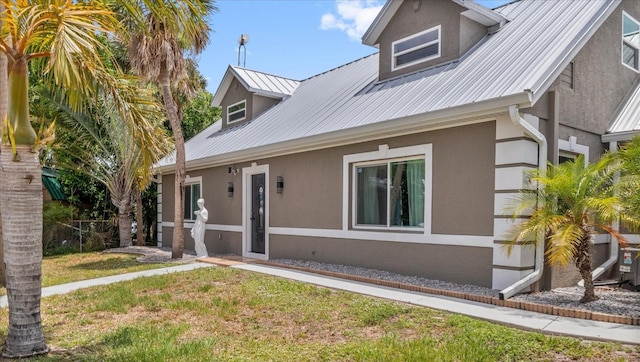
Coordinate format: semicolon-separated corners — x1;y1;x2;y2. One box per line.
250;173;266;254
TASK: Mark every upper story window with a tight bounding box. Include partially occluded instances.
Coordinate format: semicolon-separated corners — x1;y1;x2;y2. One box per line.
227;100;246;123
392;25;441;71
622;12;640;71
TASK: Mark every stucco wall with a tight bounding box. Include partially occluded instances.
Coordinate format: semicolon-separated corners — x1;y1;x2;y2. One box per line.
549;0;640;136
252;94;280;119
270;235;493;287
161;121;496;257
220;78;253;128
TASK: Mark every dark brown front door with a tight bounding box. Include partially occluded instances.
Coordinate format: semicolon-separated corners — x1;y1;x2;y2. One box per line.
250;173;266;254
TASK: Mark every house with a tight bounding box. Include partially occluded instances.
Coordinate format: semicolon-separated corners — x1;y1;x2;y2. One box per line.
156;0;640;297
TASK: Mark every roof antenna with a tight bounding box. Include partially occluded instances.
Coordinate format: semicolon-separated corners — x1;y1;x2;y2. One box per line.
237;34;249;67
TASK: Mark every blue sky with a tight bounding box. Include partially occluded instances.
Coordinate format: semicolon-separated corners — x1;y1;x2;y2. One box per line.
198;0;511;94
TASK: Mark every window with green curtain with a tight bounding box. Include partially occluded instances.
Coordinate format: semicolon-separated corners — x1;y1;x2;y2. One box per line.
184;183;201;221
356;158;424;228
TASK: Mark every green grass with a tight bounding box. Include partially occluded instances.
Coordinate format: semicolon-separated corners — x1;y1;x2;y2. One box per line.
0;267;633;361
0;252;170;297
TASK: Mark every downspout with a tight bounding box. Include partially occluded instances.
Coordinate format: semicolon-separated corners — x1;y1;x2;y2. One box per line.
499;105;547;300
578;141;619;286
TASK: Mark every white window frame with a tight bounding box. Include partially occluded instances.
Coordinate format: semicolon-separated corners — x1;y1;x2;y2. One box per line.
227;99;246;124
184;176;202;221
391;25;441;71
622;11;640;72
343;144;433;234
558;136;589;164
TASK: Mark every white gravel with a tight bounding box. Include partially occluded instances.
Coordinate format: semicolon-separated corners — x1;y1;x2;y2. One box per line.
271;259;640;318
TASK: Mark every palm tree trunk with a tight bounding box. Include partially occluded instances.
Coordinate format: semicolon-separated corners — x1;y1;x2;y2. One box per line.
0;6;8;289
117;195;133;248
159;64;186;259
136;189;144;246
0;145;48;358
577;236;598;303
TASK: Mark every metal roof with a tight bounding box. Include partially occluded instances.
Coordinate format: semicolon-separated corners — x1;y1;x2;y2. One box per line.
211;66;300;106
604;80;640;140
159;0;620;171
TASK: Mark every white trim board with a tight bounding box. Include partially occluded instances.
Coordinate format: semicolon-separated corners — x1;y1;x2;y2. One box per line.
269;227;493;248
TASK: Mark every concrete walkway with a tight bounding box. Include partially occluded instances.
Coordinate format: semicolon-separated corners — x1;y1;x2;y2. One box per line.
1;261;638;345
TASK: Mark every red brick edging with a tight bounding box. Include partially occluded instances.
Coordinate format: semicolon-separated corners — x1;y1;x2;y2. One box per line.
256;261;639;326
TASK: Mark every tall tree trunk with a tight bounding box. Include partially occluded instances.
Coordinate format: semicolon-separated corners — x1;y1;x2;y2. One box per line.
135;190;144;246
159;64;185;259
0;145;48;358
0;5;8;289
117;195;133;248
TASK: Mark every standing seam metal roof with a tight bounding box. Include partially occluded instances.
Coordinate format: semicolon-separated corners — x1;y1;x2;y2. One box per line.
158;0;619;169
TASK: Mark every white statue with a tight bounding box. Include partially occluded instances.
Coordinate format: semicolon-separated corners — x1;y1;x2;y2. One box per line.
190;198;209;257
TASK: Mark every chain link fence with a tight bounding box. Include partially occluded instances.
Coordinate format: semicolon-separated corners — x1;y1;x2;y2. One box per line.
43;219;118;253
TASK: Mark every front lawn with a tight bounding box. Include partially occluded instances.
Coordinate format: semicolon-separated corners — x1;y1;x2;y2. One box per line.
0;267;634;361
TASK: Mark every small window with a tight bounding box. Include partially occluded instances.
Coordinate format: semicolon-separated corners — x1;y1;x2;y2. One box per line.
392;26;441;71
355;158;425;228
227;100;246;123
622;12;640;71
558;136;589;165
184;181;201;221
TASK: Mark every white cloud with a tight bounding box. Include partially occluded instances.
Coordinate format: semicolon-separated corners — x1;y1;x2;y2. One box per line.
321;0;384;41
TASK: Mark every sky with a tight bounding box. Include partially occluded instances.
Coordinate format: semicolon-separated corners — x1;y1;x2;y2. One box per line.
198;0;511;95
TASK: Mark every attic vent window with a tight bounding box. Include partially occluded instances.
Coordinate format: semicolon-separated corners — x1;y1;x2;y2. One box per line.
392;25;441;71
227;100;246;123
622;12;640;71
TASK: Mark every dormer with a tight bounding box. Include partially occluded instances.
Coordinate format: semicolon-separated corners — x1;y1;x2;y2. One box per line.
212;66;300;129
362;0;508;81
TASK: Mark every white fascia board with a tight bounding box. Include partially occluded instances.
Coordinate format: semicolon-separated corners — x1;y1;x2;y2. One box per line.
529;0;621;105
454;0;510;26
362;0;401;46
602;130;640;143
211;67;235;106
158;91;532;175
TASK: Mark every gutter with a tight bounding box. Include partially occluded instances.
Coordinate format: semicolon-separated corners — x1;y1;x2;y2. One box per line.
499;105;547;300
578;141;620;287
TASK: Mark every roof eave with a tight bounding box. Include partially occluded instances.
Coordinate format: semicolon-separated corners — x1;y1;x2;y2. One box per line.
211;66;235;107
602;130;639;143
158;91;532;174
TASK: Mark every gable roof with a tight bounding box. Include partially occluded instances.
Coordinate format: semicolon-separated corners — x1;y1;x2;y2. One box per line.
211;66;300;106
158;0;620;172
362;0;510;46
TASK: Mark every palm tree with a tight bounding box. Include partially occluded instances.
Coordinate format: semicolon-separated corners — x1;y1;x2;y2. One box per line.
0;1;168;356
0;2;6;290
126;0;215;259
52;96;171;248
504;155;633;303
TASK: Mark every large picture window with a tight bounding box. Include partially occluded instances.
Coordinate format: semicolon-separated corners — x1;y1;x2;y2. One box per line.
392;26;440;71
355;158;425;228
623;12;640;71
184;181;201;221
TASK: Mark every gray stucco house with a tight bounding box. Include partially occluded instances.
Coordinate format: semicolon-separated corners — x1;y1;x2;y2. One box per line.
156;0;640;297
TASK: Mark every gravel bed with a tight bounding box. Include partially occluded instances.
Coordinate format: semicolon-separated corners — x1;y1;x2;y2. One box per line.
271;259;640;318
